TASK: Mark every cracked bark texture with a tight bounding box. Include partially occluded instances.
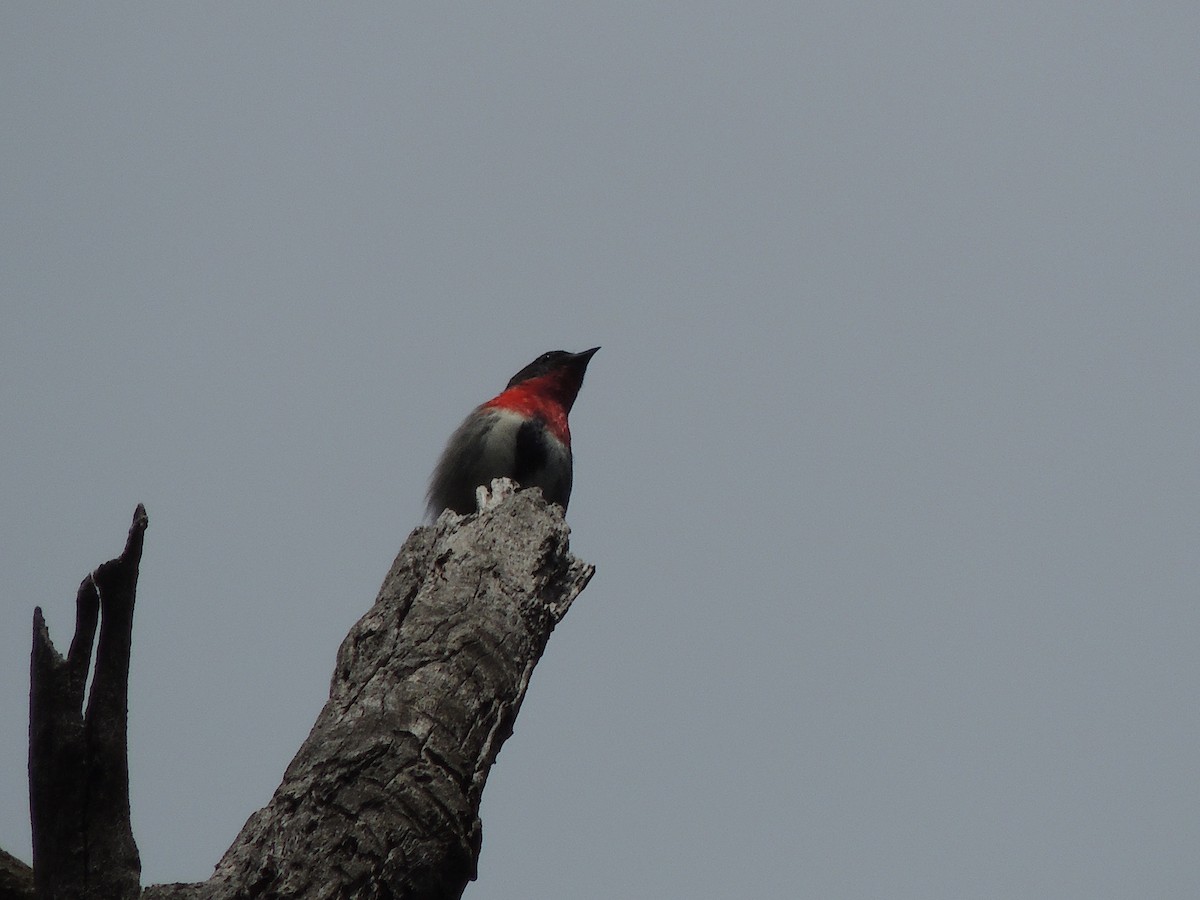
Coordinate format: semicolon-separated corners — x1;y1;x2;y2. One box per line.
0;847;33;900
146;483;594;900
28;504;147;900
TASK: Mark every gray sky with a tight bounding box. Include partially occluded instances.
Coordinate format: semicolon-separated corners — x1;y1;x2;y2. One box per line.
3;4;1198;898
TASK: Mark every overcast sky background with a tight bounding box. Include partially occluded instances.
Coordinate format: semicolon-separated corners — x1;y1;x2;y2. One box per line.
3;4;1198;898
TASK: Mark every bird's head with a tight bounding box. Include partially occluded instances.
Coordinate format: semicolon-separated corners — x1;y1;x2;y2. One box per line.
504;347;600;412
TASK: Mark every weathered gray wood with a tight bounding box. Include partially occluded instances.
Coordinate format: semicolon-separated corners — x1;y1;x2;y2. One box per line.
28;504;147;900
144;483;593;899
13;486;591;899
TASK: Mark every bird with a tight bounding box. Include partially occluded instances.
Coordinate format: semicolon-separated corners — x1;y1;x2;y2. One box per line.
427;347;599;517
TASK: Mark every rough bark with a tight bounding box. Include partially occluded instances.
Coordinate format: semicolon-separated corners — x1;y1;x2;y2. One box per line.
0;848;34;900
28;504;147;900
195;484;593;898
7;480;588;900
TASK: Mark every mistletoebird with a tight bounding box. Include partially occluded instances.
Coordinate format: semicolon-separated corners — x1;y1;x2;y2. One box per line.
427;348;599;517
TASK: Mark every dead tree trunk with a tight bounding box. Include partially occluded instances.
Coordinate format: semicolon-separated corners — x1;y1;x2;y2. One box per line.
28;504;147;900
14;482;592;900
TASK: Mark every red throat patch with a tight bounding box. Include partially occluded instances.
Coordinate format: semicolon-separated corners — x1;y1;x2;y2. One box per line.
483;374;573;445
